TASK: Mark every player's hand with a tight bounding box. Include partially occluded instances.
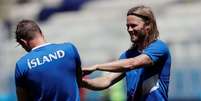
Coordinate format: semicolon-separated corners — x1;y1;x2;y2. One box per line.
82;65;98;76
81;77;89;85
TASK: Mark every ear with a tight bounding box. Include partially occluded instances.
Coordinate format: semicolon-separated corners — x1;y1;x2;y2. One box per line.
19;39;28;46
145;25;151;33
18;39;32;52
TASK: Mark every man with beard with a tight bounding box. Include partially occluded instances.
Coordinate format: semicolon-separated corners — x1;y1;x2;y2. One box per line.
82;5;171;101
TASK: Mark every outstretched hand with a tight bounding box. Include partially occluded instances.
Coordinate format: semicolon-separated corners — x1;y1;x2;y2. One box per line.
82;65;98;76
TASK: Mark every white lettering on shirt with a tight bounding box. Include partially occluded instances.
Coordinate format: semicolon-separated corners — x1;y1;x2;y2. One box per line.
27;50;65;69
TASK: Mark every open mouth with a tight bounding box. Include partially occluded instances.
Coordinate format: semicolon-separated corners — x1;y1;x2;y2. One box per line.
130;31;138;39
130;34;138;42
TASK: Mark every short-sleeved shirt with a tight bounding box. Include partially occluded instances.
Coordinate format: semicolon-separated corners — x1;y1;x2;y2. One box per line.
15;42;81;101
120;39;171;101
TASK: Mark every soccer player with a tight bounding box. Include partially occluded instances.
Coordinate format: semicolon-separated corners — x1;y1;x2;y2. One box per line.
82;5;171;101
15;20;82;101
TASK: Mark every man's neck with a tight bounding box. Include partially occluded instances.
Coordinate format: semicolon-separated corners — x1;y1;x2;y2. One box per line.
29;37;46;49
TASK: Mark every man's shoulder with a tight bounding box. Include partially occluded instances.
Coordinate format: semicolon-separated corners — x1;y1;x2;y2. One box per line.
144;39;170;60
16;52;32;72
16;52;31;65
150;39;168;47
147;39;169;50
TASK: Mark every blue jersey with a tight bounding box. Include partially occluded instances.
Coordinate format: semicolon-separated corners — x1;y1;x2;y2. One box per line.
15;43;81;101
120;40;171;101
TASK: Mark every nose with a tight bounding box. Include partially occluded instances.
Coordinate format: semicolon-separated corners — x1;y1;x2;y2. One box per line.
128;26;133;32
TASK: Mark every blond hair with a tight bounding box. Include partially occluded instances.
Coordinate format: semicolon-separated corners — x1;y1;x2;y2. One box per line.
127;5;159;49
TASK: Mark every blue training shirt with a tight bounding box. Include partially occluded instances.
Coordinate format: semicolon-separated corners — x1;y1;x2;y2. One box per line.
120;39;171;101
15;42;81;101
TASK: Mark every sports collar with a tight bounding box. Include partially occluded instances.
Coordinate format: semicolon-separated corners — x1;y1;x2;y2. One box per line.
32;43;51;50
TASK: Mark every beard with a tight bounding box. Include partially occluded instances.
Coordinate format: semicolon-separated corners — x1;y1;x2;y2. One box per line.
130;30;146;44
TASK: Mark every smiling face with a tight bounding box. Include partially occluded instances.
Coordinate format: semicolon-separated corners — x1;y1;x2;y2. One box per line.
126;15;147;44
126;6;159;50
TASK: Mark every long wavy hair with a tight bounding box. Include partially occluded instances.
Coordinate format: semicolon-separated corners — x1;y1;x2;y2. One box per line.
127;5;159;50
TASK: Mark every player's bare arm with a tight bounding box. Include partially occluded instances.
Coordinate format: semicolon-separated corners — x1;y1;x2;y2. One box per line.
83;54;153;73
82;73;125;90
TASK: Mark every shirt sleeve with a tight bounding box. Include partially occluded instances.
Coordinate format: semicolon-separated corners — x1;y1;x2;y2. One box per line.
119;52;127;60
15;63;26;87
143;40;169;63
64;42;81;67
70;43;81;67
69;43;82;86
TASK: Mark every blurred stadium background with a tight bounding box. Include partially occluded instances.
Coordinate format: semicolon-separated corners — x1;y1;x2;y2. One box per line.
0;0;201;101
